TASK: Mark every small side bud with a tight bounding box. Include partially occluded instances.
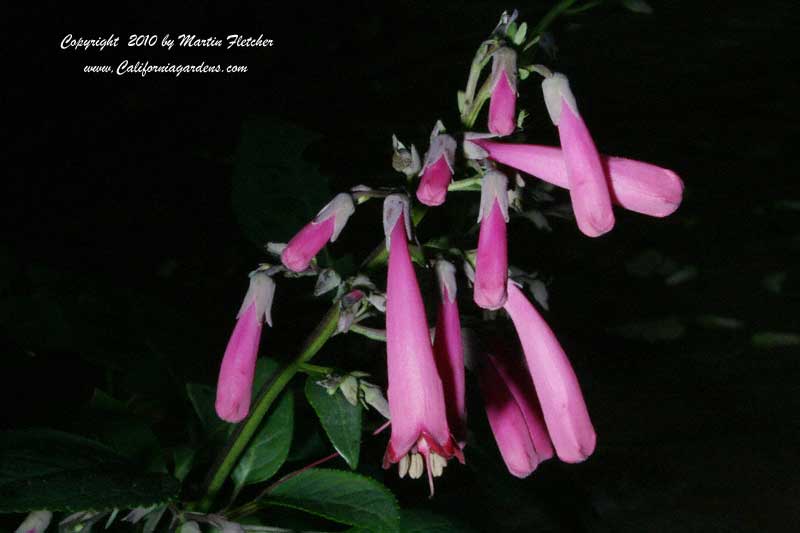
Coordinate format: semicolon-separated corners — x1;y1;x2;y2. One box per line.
392;135;422;177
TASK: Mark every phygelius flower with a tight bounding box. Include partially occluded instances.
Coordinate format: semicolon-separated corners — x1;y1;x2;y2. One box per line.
478;346;554;478
474;170;509;310
541;72;615;237
281;193;355;272
382;194;463;494
503;281;596;462
215;270;276;423
15;511;51;533
432;259;466;446
464;136;684;218
487;47;518;136
416;121;457;207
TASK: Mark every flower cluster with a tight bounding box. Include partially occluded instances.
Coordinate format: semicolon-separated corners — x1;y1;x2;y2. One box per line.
213;9;683;494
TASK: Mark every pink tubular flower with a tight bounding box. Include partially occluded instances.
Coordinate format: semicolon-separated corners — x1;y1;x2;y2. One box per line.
464;136;683;218
487;47;518;136
15;511;51;533
541;72;615;237
281;193;355;272
474;170;509;310
432;260;466;446
215;271;276;423
382;195;463;494
503;282;596;462
416;121;457;207
479;348;554;478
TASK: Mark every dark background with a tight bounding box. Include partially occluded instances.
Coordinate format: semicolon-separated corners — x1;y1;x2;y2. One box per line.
3;1;798;531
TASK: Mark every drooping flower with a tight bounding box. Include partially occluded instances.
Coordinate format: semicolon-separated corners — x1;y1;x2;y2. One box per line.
432;259;466;445
474;170;509;310
281;193;355;272
15;511;51;533
215;270;276;423
416;121;457;207
464;136;683;218
487;47;518;136
478;346;554;478
541;72;615;236
382;194;463;494
503;281;596;462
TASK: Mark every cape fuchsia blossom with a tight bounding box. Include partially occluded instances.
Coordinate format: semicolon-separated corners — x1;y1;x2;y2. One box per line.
432;259;466;446
474;170;509;310
382;195;463;494
541;71;615;237
15;511;51;533
281;193;355;272
416;121;457;207
479;348;554;478
503;281;596;462
487;47;518;136
464;137;684;218
215;270;276;423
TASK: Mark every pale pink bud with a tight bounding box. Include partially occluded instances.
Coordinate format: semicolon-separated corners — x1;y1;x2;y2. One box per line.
464;138;683;218
416;121;457;207
542;73;615;236
474;171;509;310
15;511;51;533
382;195;462;494
479;349;553;478
215;271;275;423
432;260;466;446
503;282;596;462
488;47;518;136
281;193;355;272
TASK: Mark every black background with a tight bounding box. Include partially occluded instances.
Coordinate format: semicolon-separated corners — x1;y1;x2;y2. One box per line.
3;1;799;531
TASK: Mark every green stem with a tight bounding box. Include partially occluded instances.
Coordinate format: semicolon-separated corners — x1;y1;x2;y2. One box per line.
298;362;332;375
196;304;341;511
349;323;387;342
532;0;578;39
448;177;483;192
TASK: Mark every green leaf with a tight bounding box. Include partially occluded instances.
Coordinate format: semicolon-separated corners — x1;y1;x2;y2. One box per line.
186;383;231;443
400;509;473;533
611;317;686;342
232;390;294;489
752;331;800;348
79;389;166;472
0;429;179;513
513;22;527;45
232;116;331;247
305;377;362;469
268;468;399;533
173;445;196;482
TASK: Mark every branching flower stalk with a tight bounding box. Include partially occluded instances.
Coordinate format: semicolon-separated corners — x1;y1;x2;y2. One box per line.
198;3;683;522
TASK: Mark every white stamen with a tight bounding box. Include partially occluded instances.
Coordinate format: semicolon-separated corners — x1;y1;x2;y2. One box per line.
398;454;410;478
409;453;424;479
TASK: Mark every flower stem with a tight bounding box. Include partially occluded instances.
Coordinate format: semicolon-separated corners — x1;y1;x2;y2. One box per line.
349;323;387;342
196;303;341;511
